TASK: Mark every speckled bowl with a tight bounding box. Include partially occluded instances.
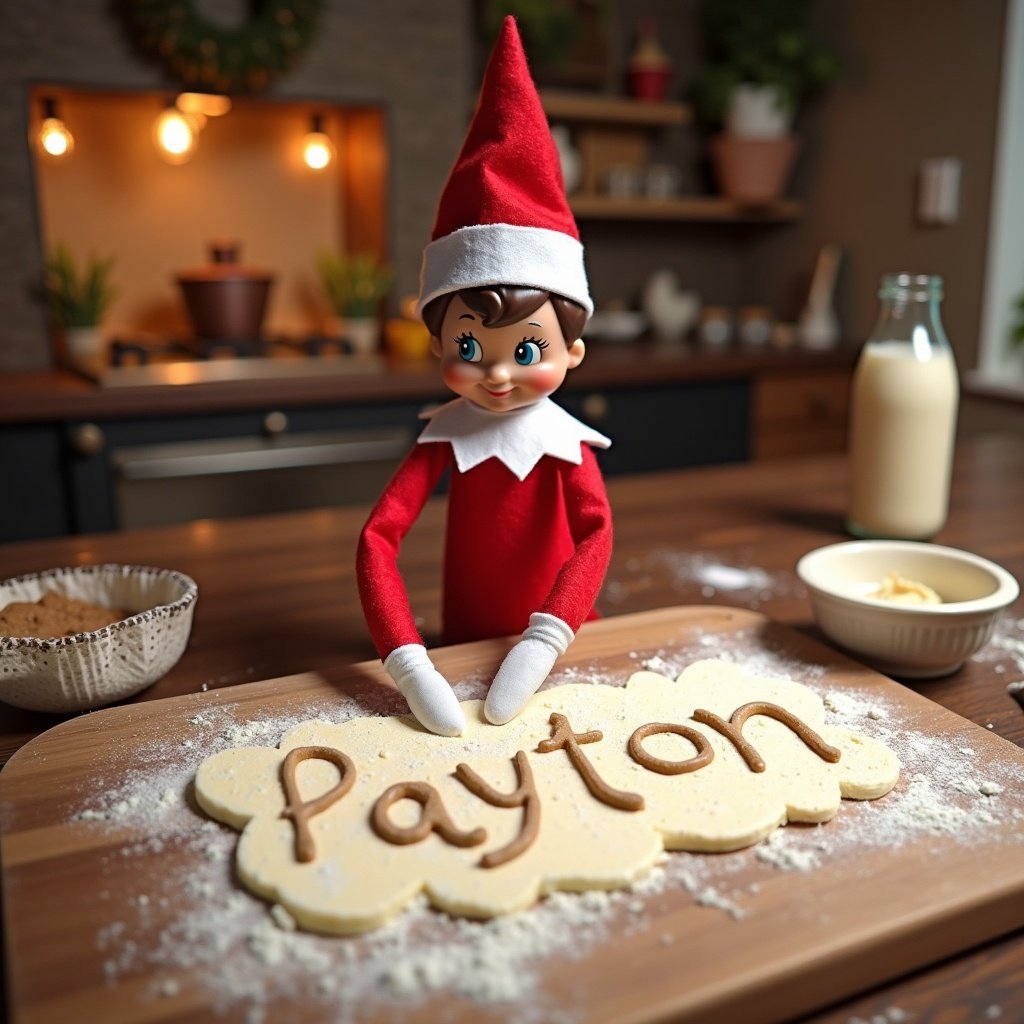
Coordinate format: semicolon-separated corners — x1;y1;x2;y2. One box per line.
0;565;197;712
796;541;1019;678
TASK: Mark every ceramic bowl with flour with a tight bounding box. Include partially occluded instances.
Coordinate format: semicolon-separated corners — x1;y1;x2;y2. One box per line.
0;564;197;712
796;540;1019;678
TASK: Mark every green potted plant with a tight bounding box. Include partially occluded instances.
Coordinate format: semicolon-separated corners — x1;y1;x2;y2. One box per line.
40;243;117;359
690;0;839;204
316;250;393;353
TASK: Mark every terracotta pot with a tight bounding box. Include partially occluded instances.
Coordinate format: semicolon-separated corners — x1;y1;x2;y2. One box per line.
710;135;800;205
176;241;274;340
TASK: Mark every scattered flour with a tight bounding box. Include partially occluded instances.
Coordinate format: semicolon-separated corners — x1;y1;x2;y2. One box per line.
973;615;1024;679
755;830;821;873
693;885;745;920
63;625;1024;1024
846;1008;909;1024
603;550;803;610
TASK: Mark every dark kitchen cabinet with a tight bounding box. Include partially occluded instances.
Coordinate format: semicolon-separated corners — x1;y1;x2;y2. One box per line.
0;348;851;541
0;424;71;541
0;381;749;541
560;379;749;474
55;382;747;536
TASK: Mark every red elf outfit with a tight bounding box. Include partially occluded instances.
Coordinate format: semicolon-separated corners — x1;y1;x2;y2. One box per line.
357;16;612;735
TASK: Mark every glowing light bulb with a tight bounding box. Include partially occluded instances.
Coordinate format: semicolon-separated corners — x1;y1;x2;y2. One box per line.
303;114;334;171
154;106;198;164
37;97;73;158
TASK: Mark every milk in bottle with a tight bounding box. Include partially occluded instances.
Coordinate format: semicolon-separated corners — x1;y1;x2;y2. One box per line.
846;274;959;540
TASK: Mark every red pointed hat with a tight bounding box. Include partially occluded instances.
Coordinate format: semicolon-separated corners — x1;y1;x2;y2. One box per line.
417;16;592;316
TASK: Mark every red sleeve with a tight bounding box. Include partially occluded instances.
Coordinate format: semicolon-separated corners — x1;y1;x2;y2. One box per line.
357;442;451;659
539;445;613;632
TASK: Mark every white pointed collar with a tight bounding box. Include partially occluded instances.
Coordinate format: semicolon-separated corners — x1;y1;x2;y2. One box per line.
417;397;611;481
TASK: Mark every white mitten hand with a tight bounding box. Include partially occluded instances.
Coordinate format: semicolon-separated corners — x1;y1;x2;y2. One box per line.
384;644;465;736
485;613;575;725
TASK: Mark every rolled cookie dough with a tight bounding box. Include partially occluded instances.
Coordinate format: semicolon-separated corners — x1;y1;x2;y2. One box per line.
195;659;900;934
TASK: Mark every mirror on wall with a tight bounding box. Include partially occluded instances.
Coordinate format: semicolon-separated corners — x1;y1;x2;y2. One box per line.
29;85;388;343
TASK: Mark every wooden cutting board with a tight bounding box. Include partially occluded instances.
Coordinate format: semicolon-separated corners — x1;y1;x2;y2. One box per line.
2;606;1023;1024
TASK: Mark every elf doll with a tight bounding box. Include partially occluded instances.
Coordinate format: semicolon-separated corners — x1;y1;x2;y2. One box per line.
357;16;612;736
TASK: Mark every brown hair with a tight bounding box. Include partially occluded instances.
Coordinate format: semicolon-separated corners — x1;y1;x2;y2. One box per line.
422;286;587;344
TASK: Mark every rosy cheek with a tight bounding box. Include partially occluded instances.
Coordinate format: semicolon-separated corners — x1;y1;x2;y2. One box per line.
526;364;563;391
441;361;479;388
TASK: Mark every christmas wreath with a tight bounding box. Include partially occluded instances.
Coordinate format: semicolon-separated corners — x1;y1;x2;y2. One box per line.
123;0;326;93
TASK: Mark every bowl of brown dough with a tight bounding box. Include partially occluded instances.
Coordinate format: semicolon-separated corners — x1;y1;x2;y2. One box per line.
0;564;198;712
796;540;1019;678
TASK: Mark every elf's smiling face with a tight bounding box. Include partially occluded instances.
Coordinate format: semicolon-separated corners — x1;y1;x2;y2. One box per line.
431;295;586;413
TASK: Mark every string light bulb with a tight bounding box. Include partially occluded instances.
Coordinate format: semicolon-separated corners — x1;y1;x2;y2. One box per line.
303;114;334;171
154;102;199;164
38;97;74;159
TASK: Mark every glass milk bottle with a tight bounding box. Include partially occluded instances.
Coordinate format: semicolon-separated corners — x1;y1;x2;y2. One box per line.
846;273;959;540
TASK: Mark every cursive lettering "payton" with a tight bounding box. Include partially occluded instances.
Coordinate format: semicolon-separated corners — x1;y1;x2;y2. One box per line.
278;701;842;865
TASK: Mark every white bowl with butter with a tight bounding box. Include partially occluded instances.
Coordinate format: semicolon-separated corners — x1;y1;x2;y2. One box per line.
796;540;1019;678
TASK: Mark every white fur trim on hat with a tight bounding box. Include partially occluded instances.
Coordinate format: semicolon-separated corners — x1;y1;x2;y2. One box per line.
416;223;593;317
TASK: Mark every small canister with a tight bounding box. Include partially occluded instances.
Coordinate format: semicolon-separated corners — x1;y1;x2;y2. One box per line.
698;306;733;348
738;306;773;347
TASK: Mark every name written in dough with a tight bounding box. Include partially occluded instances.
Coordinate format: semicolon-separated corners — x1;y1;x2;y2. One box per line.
279;702;842;867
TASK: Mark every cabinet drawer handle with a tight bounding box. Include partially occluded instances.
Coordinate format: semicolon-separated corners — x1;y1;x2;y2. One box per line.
263;411;289;436
113;429;412;481
72;423;106;457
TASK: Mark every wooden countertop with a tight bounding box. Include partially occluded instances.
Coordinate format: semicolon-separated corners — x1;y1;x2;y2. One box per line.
0;433;1020;1023
0;344;856;423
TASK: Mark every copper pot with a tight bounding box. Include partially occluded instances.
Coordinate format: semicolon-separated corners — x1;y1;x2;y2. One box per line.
176;241;274;340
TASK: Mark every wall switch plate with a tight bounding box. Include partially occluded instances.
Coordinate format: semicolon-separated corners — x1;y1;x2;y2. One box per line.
918;157;962;225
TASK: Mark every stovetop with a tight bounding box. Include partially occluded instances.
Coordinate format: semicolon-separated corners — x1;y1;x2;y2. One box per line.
71;335;386;389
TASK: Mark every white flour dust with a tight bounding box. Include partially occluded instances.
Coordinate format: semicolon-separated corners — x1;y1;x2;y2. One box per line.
63;628;1024;1024
603;549;803;610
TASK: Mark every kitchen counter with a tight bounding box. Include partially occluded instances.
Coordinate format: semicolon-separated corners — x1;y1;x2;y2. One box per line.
0;343;855;422
0;433;1020;1023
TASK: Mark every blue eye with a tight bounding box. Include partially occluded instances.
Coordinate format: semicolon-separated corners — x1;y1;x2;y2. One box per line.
457;334;482;363
515;340;546;365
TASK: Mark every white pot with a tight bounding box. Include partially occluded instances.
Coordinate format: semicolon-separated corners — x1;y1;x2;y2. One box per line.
550;125;582;195
344;317;380;354
64;326;104;360
725;84;793;139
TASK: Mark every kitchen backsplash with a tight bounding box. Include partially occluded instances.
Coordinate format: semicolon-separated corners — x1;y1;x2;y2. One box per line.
0;1;471;370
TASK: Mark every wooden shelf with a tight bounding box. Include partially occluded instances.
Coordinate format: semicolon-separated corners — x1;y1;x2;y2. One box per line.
538;91;801;227
569;194;802;222
540;90;691;127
